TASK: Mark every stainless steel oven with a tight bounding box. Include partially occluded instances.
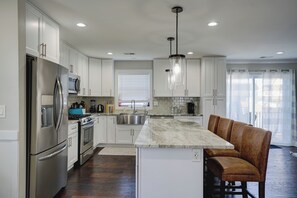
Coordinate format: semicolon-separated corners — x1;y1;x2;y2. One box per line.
77;116;94;165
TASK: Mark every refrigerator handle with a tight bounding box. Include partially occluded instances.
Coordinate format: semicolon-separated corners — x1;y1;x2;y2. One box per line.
53;77;64;131
56;77;64;131
38;145;67;161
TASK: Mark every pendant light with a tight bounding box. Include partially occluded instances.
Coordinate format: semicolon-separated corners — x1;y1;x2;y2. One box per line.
169;6;186;87
166;37;175;90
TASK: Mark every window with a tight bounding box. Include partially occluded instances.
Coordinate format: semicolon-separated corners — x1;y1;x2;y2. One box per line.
115;70;152;109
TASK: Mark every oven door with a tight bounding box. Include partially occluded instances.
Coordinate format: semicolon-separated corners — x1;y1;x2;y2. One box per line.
80;122;94;154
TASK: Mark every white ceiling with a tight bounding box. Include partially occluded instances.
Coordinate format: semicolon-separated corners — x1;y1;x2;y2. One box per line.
29;0;297;60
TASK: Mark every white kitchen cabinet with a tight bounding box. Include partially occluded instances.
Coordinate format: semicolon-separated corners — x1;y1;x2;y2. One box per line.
89;58;102;96
186;59;201;97
116;125;142;144
201;57;226;127
93;116;107;147
153;59;173;97
101;59;114;96
153;59;201;97
26;3;59;63
107;116;116;143
201;57;226;98
69;47;79;74
67;123;78;171
59;41;69;68
201;97;226;127
77;53;89;96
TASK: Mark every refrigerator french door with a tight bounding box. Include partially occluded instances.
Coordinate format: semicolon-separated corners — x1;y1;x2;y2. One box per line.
26;56;68;198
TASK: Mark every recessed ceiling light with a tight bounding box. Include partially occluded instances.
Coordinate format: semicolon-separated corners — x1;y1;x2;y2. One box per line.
76;23;86;27
208;21;218;27
276;51;284;55
107;52;113;55
187;52;194;55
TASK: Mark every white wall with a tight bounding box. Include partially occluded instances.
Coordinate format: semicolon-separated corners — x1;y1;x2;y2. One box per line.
0;0;26;197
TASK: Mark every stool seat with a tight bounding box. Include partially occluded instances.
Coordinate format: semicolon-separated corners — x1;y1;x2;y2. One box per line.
208;157;260;181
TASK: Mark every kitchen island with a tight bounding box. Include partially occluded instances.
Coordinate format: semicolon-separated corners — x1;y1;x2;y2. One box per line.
135;118;233;198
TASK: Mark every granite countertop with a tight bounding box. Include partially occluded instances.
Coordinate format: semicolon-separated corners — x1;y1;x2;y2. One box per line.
135;118;233;149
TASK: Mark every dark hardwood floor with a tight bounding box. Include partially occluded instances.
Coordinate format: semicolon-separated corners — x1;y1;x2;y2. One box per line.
55;146;297;198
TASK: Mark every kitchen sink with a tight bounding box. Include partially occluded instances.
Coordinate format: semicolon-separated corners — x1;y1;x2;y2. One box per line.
117;113;146;125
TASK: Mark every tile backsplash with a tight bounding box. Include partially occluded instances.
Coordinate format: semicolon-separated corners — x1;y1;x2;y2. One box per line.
68;95;200;115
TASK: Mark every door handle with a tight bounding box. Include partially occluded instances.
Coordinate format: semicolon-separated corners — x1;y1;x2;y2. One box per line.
44;44;47;57
38;145;67;161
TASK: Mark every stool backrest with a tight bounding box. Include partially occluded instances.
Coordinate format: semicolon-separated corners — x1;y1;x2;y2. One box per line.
208;114;220;133
216;117;234;141
241;126;272;181
229;121;248;152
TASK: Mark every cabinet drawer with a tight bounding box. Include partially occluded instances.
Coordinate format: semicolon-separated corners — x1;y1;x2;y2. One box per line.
68;123;78;136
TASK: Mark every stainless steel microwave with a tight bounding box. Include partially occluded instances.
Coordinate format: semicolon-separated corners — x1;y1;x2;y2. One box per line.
68;73;80;94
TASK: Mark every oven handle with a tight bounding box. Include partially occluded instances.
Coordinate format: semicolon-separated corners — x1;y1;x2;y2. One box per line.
81;122;94;129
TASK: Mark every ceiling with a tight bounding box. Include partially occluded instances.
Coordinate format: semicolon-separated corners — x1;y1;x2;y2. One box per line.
29;0;297;60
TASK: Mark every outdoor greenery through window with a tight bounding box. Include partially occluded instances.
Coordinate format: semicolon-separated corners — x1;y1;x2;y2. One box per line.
116;70;152;109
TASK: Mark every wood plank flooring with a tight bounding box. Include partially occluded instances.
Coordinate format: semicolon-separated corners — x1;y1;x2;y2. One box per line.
55;146;297;198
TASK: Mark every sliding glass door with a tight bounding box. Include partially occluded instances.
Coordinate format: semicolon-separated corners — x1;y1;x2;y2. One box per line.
227;69;296;145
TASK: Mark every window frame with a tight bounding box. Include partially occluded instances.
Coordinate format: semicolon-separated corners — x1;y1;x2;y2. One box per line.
115;69;153;110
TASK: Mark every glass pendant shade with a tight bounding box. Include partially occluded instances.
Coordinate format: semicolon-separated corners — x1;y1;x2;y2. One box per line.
169;54;185;87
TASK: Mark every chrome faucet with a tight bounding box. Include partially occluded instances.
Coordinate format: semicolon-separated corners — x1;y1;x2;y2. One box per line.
131;100;136;114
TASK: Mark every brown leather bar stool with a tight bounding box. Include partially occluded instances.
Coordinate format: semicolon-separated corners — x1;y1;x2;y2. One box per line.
208;114;220;133
205;121;247;158
207;126;272;198
216;117;234;141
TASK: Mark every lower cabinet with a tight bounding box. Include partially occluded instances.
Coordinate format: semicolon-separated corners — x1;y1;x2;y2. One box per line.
93;116;107;147
116;125;142;144
68;123;78;171
107;116;116;143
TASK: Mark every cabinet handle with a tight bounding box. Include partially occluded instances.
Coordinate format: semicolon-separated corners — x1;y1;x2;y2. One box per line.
213;98;217;106
40;43;44;56
132;129;134;136
44;44;47;57
83;88;85;95
70;65;74;73
71;126;77;130
110;89;112;96
113;117;115;124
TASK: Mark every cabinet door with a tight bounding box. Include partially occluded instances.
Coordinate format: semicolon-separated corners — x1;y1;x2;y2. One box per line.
107;116;116;143
214;98;226;118
116;129;132;144
93;117;100;147
98;116;107;143
69;48;79;74
41;15;59;64
132;128;141;143
67;132;78;170
59;41;69;69
101;60;114;96
202;98;215;127
153;60;172;97
214;57;226;97
26;3;42;57
186;59;201;97
77;54;89;96
201;57;215;97
89;58;102;96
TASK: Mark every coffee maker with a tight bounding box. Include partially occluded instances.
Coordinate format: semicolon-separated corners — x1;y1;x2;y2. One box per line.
89;100;97;113
187;102;195;114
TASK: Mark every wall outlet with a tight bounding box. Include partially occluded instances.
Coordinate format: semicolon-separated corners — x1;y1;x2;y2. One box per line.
0;105;6;118
153;101;159;107
192;149;201;162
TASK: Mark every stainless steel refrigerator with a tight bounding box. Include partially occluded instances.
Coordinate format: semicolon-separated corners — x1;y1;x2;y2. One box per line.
26;56;68;198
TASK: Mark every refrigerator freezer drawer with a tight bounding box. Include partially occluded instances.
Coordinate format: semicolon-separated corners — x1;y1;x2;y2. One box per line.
29;141;67;198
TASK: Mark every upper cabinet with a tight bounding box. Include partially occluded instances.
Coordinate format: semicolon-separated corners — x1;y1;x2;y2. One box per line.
201;57;226;97
26;3;59;63
153;59;201;97
77;53;89;96
101;60;114;96
89;58;114;97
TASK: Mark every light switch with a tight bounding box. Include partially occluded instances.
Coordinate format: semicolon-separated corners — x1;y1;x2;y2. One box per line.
0;105;6;118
